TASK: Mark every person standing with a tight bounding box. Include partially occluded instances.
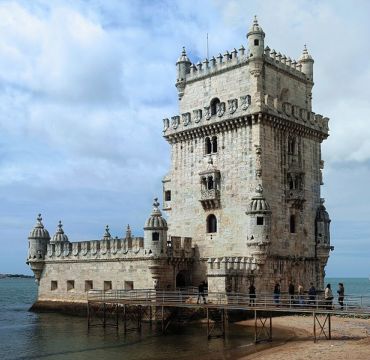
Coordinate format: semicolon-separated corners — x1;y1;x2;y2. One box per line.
197;281;207;304
297;283;304;305
337;283;345;309
249;283;256;306
308;282;317;306
288;281;295;305
273;282;280;304
324;283;333;309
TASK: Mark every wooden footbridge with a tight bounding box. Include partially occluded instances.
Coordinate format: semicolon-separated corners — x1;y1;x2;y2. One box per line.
87;289;370;343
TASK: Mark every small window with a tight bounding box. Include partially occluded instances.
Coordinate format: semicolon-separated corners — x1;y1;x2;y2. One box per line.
256;217;264;225
51;281;58;291
212;136;217;153
207;176;214;190
124;281;134;290
85;280;93;292
104;281;112;291
205;137;212;154
290;215;296;234
152;232;159;241
165;190;171;201
67;280;75;291
210;98;220;116
207;214;217;233
254;39;259;46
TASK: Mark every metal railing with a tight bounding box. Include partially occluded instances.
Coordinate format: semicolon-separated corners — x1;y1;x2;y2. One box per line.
87;289;370;314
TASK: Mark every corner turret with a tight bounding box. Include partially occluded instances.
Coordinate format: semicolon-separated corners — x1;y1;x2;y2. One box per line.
176;47;191;100
27;214;50;283
247;16;265;59
144;198;168;256
299;45;314;81
246;185;271;265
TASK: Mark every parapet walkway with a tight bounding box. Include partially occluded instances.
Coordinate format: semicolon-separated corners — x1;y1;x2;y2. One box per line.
87;289;370;343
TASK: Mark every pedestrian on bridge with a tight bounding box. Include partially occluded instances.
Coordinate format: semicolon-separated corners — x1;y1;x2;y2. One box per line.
324;283;333;310
288;281;295;305
308;282;317;306
273;282;280;304
249;283;256;306
197;281;207;304
337;283;345;309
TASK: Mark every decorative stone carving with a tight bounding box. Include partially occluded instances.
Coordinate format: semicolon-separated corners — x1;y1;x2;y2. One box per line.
216;102;225;117
255;145;262;178
171;115;180;129
163;118;169;131
193;109;202;123
240;95;251;110
204;106;211;120
228;98;238;114
182;112;191;126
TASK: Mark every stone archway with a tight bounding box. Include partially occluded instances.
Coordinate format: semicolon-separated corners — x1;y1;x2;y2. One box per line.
176;270;190;289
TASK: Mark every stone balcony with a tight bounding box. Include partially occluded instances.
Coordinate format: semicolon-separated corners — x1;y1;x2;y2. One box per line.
200;189;221;210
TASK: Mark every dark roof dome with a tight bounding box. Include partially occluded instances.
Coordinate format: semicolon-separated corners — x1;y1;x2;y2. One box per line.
28;214;50;240
144;198;168;230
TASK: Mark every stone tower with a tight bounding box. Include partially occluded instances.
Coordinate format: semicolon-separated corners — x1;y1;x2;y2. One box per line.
162;17;332;293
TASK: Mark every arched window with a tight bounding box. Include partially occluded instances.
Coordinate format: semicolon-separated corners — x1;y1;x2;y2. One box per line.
288;137;295;155
212;136;217;153
290;215;296;234
205;137;212;154
210;98;220;116
207;176;214;190
207;214;217;233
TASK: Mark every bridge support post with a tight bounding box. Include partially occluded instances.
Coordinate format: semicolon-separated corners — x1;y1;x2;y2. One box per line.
254;310;272;343
313;312;331;342
207;307;226;339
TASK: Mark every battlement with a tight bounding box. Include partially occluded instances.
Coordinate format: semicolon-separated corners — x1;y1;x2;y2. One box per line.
181;45;306;84
207;256;258;275
163;96;329;139
167;236;193;258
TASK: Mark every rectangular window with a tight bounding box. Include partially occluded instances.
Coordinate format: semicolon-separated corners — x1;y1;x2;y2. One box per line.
124;281;134;290
152;232;159;241
256;217;264;225
104;281;112;291
67;280;75;291
254;39;259;46
85;280;93;292
165;190;171;201
51;281;58;291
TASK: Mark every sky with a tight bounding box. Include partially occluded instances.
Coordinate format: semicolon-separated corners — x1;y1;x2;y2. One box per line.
0;0;369;277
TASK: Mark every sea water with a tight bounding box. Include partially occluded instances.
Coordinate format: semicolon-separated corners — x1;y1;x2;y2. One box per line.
0;278;368;360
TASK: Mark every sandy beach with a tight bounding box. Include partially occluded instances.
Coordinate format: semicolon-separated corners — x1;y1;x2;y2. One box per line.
239;315;370;360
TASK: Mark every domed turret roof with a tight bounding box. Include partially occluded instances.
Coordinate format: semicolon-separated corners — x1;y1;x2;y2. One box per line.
144;198;168;230
51;221;69;243
316;200;330;223
28;214;50;240
247;16;265;37
177;47;191;64
299;45;314;62
247;185;271;214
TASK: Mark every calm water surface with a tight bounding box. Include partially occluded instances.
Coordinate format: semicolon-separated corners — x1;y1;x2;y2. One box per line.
0;278;369;360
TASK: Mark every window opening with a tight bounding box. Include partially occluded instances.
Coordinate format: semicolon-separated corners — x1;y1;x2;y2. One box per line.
124;281;134;290
152;232;159;241
212;136;217;153
67;280;75;291
207;214;217;233
210;98;220;116
205;137;212;154
85;280;93;292
207;176;214;190
51;281;58;291
104;281;112;291
254;39;259;46
290;215;296;233
257;217;264;225
165;190;171;201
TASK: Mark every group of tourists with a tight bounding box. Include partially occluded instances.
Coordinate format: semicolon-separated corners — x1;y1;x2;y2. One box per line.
196;280;345;309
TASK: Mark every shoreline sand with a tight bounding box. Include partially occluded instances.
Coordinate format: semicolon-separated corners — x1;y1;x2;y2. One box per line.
237;315;370;360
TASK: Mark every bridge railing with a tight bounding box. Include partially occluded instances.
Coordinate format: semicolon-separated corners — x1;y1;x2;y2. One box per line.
87;289;370;313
